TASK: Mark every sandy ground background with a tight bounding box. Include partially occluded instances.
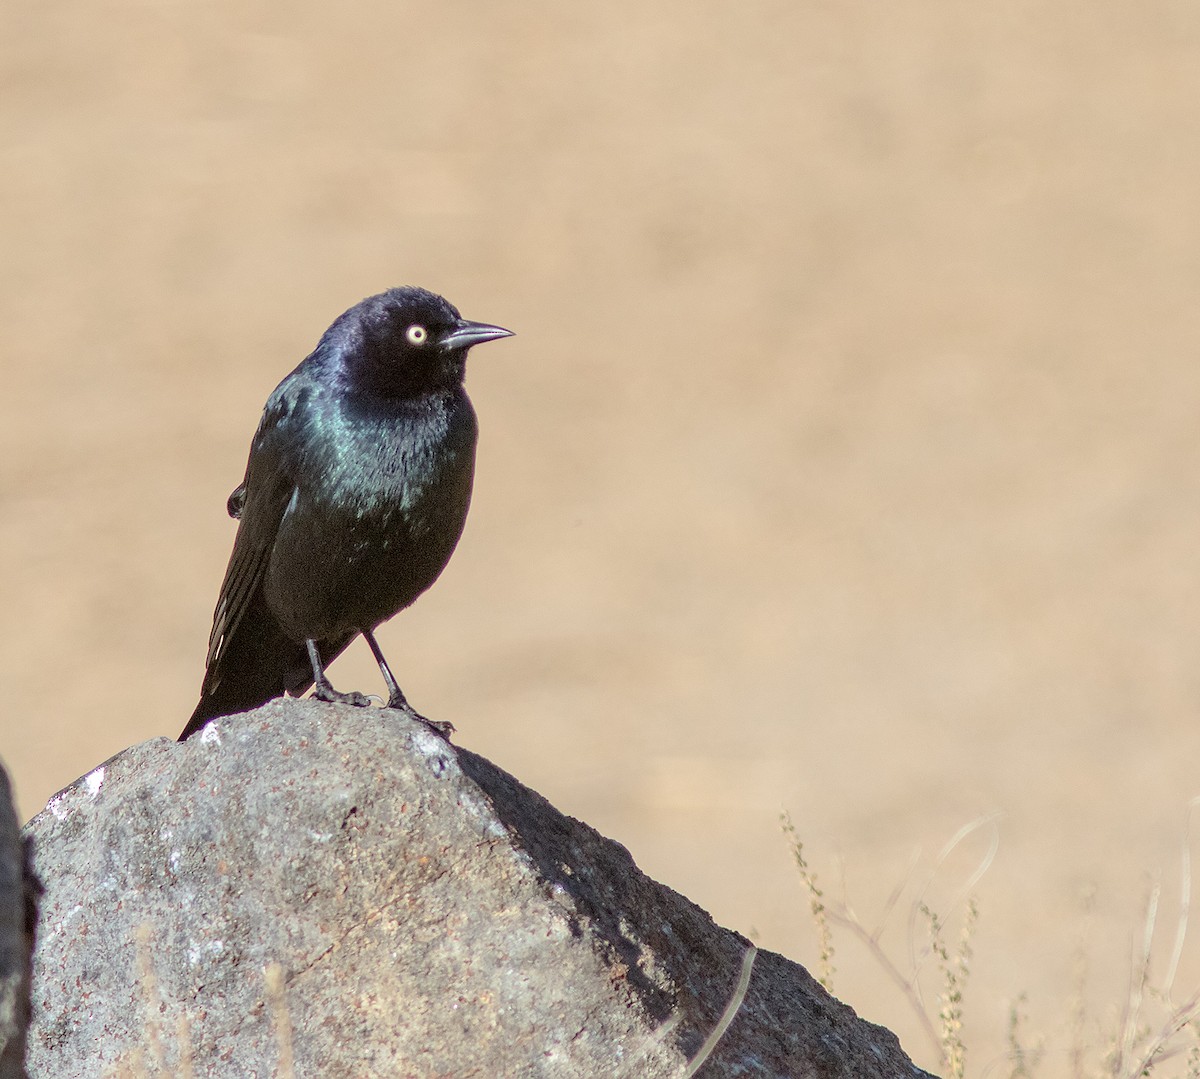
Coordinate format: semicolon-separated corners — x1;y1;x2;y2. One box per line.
5;2;1200;1073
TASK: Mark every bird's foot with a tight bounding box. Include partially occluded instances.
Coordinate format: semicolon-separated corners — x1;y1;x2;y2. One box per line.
386;694;455;740
312;682;372;708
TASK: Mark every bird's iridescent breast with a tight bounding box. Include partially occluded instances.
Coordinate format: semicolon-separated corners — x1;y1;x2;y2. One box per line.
264;385;478;640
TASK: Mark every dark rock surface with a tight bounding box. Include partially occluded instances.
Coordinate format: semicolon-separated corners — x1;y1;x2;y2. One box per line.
0;764;36;1079
25;700;933;1078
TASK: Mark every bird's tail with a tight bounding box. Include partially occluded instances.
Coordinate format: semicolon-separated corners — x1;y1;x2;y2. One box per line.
179;619;360;741
179;610;312;740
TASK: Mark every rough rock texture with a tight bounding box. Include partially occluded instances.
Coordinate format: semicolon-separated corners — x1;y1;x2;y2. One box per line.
25;700;933;1078
0;764;37;1079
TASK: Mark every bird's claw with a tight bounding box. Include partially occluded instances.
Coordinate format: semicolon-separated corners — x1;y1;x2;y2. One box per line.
385;696;455;740
312;684;372;708
423;718;456;739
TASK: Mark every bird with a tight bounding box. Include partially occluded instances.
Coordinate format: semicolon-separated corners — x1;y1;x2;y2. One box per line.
179;286;512;741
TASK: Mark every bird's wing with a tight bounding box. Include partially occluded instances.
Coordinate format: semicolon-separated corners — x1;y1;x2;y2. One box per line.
202;377;313;683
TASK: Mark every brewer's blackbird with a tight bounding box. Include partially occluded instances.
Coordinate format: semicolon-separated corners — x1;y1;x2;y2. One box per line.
179;286;512;741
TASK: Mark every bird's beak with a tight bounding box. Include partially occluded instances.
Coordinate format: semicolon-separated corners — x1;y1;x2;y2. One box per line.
440;319;514;352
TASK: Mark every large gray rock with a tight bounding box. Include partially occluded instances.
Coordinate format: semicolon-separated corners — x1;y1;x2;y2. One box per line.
25;700;932;1078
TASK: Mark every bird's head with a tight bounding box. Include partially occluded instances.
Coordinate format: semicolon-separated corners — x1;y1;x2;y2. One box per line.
330;286;512;398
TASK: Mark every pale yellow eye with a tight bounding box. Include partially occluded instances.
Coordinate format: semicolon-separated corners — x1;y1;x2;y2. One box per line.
406;324;428;346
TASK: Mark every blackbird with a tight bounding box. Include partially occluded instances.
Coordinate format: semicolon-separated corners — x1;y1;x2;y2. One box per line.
179;286;511;740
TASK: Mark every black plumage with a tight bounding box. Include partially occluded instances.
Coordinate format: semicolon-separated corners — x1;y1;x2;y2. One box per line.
179;286;512;740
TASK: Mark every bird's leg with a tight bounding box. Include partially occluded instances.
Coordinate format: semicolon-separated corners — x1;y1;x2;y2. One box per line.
363;629;455;738
306;639;371;708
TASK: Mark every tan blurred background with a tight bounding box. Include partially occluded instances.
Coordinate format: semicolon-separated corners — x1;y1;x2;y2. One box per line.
5;0;1200;1071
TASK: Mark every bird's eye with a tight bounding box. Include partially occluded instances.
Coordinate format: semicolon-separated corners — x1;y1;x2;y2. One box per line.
406;324;428;346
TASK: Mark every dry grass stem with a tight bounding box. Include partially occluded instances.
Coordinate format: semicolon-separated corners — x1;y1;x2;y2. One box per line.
134;923;167;1078
1164;799;1200;1006
682;944;758;1078
921;899;975;1079
782;814;993;1065
621;1012;685;1078
264;962;296;1079
176;1012;194;1079
781;813;835;990
1004;993;1043;1079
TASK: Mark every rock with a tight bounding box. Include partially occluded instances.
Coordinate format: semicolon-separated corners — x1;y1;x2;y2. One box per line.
25;699;933;1078
0;763;38;1079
